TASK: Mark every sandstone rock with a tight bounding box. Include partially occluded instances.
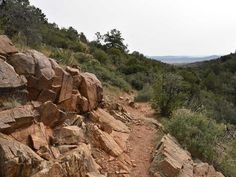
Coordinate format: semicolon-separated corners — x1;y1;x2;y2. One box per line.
58;92;79;112
30;132;49;151
79;72;103;110
0;133;44;177
0;104;39;134
193;162;225;177
86;172;106;177
150;135;193;177
7;52;36;75
31;162;64;177
58;145;78;154
39;101;66;128
111;131;129;152
58;72;73;103
90;108;130;133
59;143;101;176
27;75;53;91
54;126;86;145
51;146;61;159
66;66;80;76
10;122;52;147
64;114;84;127
0;35;18;56
77;94;90;113
25;50;55;80
150;135;225;177
91;126;123;157
0;58;27;88
37;89;57;103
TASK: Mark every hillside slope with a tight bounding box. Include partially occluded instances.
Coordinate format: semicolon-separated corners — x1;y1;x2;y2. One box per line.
0;36;225;177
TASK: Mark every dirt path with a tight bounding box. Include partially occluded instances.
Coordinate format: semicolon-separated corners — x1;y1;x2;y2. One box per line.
125;103;158;177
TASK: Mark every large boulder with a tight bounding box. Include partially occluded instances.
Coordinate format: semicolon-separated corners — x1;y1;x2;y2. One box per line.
39;101;66;128
7;52;36;75
10;122;52;147
0;58;27;89
0;133;44;177
25;50;55;80
59;143;101;177
79;72;103;110
0;35;18;56
89;125;123;157
0;104;39;134
150;135;193;177
54;126;86;145
58;72;73;103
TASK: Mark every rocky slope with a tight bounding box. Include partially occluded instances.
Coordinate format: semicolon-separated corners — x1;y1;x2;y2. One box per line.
0;35;225;177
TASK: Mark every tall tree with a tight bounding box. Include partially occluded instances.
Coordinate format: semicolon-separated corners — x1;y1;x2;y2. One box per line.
104;29;127;51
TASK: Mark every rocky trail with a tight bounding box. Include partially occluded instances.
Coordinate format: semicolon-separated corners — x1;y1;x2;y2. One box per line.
0;35;225;177
122;101;158;177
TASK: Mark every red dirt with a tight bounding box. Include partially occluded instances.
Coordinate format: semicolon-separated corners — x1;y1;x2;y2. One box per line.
125;102;157;177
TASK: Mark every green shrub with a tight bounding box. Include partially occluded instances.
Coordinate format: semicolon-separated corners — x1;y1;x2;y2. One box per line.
135;85;153;102
152;73;187;117
93;48;109;64
165;109;224;162
220;140;236;177
49;48;78;66
80;61;131;92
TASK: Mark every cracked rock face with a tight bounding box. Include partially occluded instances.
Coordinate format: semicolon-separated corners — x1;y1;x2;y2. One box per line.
150;135;225;177
0;133;44;177
0;58;27;89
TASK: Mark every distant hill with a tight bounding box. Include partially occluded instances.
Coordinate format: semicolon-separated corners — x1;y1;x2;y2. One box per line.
150;55;220;64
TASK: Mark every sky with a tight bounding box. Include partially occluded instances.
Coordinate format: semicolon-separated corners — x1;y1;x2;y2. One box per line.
30;0;236;56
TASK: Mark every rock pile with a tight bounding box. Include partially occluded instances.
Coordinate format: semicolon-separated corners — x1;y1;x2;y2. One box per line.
0;35;130;177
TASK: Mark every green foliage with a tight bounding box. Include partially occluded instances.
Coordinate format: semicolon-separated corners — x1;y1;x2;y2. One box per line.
104;29;127;51
80;61;131;91
221;140;236;177
152;73;187;117
135;85;153;102
49;48;79;66
92;48;109;64
165;109;224;162
0;0;46;45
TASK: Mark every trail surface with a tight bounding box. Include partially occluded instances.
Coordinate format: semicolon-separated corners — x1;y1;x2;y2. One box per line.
125;102;158;177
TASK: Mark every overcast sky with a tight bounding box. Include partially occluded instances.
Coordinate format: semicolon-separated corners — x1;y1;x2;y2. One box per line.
30;0;236;56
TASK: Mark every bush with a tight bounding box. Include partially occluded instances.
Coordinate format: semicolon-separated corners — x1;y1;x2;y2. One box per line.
80;61;131;92
152;73;187;117
165;109;224;162
93;48;109;64
49;48;78;66
135;85;153;102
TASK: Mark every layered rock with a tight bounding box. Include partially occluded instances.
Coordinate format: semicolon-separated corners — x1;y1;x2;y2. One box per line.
150;135;225;177
89;125;123;157
0;104;39;134
0;133;44;177
90;108;130;133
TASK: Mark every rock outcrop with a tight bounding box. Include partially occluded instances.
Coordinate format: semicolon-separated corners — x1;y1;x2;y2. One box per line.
150;135;224;177
0;133;44;177
0;104;39;134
